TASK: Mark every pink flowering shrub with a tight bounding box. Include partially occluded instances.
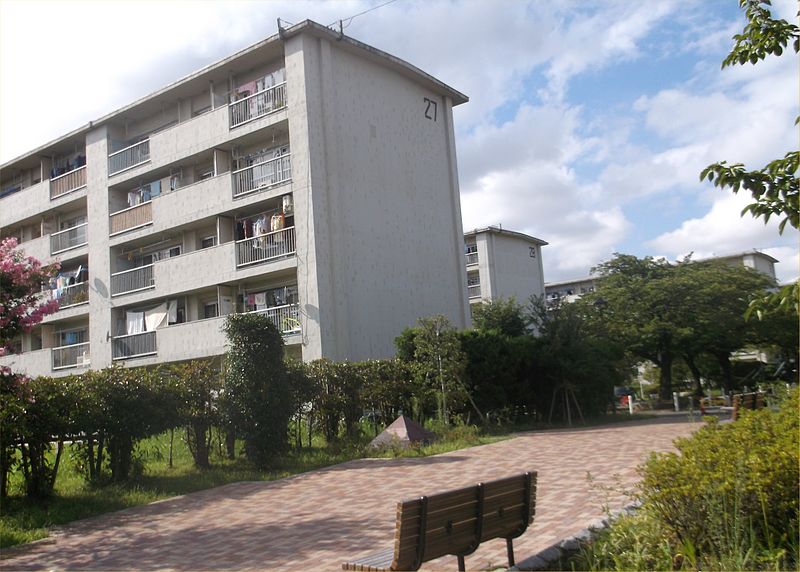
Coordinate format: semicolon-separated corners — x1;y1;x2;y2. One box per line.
0;237;60;352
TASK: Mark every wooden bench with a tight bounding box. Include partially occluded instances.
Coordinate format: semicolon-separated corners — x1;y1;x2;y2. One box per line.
343;471;537;571
731;392;767;421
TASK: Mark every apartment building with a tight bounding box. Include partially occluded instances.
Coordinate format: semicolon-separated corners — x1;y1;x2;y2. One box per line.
544;249;780;306
464;227;547;315
0;20;470;377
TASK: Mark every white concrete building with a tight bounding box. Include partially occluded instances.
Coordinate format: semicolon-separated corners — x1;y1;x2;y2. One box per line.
0;20;470;377
463;227;547;314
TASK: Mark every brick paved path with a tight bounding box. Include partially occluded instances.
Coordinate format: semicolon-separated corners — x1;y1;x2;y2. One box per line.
1;415;699;571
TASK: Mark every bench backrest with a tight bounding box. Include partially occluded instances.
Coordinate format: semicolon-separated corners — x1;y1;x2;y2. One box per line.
389;472;537;570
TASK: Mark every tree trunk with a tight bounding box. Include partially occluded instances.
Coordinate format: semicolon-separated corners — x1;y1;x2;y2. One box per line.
716;352;734;393
684;355;704;396
658;353;674;401
225;429;236;460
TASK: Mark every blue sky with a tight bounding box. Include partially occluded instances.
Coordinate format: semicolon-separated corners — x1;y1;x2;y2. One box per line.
1;0;797;282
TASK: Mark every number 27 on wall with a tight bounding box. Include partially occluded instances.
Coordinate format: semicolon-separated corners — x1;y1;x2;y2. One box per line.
424;97;438;121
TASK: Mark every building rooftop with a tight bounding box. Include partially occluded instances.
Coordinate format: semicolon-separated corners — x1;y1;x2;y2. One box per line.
1;19;468;171
464;225;548;246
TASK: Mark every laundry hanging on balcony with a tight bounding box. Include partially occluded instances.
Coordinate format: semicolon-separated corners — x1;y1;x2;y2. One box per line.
126;311;145;335
144;303;168;331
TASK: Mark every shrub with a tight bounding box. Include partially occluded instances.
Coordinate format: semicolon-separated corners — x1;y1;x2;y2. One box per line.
636;388;799;568
223;313;291;468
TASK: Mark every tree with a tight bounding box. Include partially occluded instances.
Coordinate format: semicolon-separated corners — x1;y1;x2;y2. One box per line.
590;254;690;401
700;0;799;315
470;298;528;336
0;237;60;353
222;313;291;468
169;360;222;470
672;260;774;392
396;315;473;424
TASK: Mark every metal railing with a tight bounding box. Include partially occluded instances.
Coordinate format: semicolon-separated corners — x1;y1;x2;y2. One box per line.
50;166;87;199
465;252;478;265
468;284;482;299
235;227;296;267
112;331;157;360
52;342;90;370
232;154;292;197
109;201;153;235
50;222;88;254
55;281;89;308
229;82;287;128
252;303;301;334
111;264;154;296
108;139;150;175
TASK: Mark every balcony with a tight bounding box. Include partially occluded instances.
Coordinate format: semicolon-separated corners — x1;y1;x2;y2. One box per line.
53;281;89;308
229;82;287;128
50;166;87;199
108;139;150;176
52;342;91;370
50;222;88;255
109;201;153;236
466;252;478;266
112;331;156;360
235;227;296;268
468;284;481;299
252;303;301;335
111;264;154;296
232;154;292;198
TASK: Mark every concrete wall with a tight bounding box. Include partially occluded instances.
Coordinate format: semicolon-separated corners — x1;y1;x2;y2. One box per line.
484;233;545;304
288;33;468;361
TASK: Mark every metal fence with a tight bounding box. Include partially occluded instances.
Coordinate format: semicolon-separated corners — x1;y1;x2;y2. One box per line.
112;331;157;360
465;252;478;265
231;154;292;197
56;281;89;308
235;227;296;267
468;284;482;298
108;139;150;175
111;264;155;296
229;82;287;128
252;303;301;334
52;342;90;370
50;222;88;254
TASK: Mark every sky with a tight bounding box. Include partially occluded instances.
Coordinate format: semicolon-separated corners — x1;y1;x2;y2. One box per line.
1;0;797;283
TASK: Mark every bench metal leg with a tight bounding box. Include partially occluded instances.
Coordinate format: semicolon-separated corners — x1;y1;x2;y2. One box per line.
457;555;466;571
506;538;515;567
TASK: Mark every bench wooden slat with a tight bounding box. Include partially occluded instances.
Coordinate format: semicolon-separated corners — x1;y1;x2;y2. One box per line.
344;471;537;572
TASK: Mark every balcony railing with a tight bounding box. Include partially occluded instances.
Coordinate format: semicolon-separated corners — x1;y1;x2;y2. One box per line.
235;227;296;268
252;303;301;335
112;331;156;360
111;264;154;296
109;201;153;235
229;82;287;128
466;252;478;265
50;222;88;255
52;342;90;370
468;284;481;299
232;154;292;197
108;139;150;175
55;281;89;308
50;166;87;199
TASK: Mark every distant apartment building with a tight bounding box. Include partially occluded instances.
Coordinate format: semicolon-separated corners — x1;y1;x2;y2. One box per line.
0;20;471;377
545;249;780;306
464;227;547;315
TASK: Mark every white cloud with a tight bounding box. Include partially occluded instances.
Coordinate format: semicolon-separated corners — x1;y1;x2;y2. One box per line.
646;193;799;283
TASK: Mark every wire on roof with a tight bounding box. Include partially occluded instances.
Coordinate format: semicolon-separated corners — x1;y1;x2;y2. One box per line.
330;0;401;32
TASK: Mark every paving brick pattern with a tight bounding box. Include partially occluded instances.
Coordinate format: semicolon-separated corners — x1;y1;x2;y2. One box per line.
1;415;699;571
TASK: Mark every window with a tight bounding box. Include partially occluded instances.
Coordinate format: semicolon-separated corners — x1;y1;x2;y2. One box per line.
201;236;217;249
204;302;219;319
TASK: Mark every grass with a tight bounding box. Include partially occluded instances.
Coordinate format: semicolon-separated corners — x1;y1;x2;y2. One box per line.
0;413;652;550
